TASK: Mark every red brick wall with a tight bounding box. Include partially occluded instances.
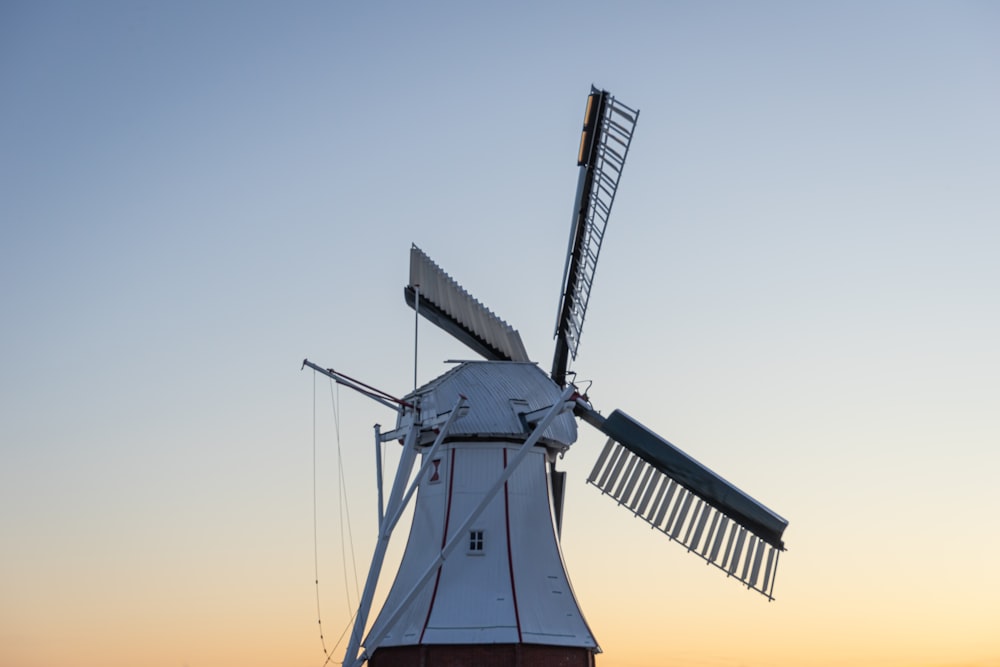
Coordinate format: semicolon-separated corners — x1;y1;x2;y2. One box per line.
369;643;597;667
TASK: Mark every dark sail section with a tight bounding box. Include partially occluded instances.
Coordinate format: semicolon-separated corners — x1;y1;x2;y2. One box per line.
580;408;787;599
406;245;529;363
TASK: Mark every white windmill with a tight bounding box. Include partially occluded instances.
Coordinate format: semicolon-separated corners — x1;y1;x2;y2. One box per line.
304;87;788;667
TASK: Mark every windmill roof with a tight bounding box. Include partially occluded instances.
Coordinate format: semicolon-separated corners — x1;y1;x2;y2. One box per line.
399;361;577;448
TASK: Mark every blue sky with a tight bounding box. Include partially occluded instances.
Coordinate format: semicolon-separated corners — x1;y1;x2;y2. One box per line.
2;3;999;666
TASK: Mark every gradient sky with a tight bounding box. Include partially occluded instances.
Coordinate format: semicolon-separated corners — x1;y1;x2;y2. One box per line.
2;2;999;667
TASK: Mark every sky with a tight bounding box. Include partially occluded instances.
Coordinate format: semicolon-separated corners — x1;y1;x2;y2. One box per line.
2;2;999;666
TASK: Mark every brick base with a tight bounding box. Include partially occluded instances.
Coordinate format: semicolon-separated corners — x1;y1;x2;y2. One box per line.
369;644;597;667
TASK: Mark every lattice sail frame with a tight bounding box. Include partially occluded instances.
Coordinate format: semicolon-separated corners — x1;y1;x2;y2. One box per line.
552;88;639;386
562;93;639;359
587;438;782;599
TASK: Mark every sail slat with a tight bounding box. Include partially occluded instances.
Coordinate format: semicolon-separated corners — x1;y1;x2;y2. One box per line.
586;438;784;599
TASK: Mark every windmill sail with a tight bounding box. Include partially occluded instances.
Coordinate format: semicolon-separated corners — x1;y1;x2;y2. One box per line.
578;406;787;599
552;87;639;386
307;85;790;667
405;245;529;362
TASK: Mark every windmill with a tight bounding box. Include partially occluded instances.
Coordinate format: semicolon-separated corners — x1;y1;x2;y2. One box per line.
304;86;788;667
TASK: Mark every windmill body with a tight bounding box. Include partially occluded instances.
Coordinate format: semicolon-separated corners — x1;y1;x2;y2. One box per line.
307;86;789;667
365;362;597;666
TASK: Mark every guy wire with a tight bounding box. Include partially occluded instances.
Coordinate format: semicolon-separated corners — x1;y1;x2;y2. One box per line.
312;372;331;660
329;380;361;608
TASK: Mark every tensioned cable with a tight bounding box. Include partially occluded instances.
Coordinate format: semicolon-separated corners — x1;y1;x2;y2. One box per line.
329;379;361;610
312;372;332;661
314;376;361;666
321;607;358;667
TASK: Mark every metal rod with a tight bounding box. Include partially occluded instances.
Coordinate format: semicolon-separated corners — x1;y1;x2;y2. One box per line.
302;360;407;412
341;423;420;667
374;424;384;528
413;285;419;391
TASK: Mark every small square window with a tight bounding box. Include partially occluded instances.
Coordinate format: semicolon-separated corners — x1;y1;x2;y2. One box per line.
468;529;485;554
